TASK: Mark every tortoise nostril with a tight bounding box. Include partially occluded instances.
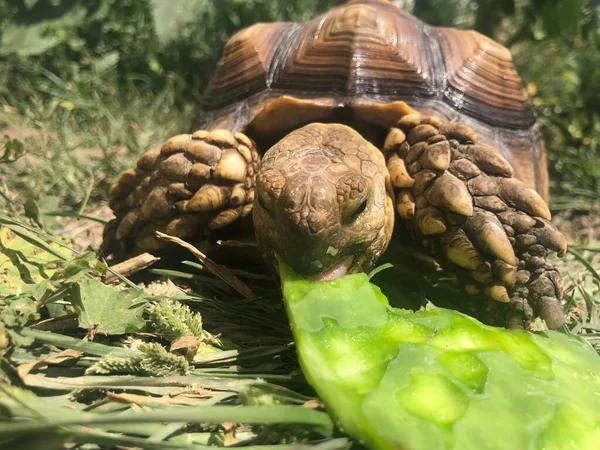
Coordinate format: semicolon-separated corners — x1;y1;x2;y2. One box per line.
308;213;320;234
291;212;302;228
288;210;322;235
286;198;299;211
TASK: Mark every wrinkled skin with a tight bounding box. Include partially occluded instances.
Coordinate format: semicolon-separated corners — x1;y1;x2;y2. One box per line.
253;123;395;280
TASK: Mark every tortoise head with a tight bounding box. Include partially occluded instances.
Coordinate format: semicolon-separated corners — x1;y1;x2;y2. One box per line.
253;123;394;280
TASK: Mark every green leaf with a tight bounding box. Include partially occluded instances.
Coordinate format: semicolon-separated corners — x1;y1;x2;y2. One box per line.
280;263;600;450
0;138;25;163
69;279;147;335
537;0;584;39
5;328;35;347
0;223;68;261
23;198;43;229
0;226;74;295
150;0;210;45
0;295;39;328
0;4;88;56
50;252;106;284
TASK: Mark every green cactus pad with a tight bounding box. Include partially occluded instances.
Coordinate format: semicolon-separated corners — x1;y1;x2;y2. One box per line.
280;264;600;450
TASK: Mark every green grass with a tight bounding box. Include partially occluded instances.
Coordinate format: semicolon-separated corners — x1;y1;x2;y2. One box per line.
0;69;193;220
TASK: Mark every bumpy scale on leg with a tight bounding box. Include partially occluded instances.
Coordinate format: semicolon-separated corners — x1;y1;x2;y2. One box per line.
383;115;567;329
106;130;260;254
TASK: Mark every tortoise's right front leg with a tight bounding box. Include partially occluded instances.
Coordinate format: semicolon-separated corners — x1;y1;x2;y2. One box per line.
384;114;567;329
105;130;260;255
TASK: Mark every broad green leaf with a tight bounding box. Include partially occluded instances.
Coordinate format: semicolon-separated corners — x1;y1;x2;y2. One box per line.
280;264;600;450
0;5;88;56
0;223;67;261
69;279;147;335
0;295;40;346
0;227;73;295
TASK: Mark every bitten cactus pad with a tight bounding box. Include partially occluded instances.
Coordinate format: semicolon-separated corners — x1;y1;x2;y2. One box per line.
280;264;600;450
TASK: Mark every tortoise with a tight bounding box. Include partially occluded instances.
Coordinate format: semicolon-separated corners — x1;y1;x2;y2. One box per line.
104;0;567;329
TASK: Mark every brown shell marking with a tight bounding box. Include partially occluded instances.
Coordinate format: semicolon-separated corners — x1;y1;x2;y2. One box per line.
207;22;292;105
205;0;531;129
274;3;431;94
200;0;545;198
436;27;528;115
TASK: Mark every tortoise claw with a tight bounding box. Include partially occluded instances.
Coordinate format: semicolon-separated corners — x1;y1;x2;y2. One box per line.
462;144;513;177
492;260;517;286
531;218;568;257
385;115;568;329
395;189;416;220
186;185;231;211
387;153;415;188
484;285;511;304
425;172;473;216
465;209;517;266
414;206;446;235
537;295;565;330
440;228;483;271
496;178;551;220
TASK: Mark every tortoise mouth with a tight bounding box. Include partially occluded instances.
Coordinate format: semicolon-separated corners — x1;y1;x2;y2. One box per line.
274;251;357;282
311;256;355;282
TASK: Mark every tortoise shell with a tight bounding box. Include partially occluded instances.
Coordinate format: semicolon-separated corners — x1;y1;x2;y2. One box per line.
195;0;548;200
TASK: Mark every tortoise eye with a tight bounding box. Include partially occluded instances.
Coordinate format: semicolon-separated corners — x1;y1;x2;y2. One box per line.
257;192;273;214
350;197;368;220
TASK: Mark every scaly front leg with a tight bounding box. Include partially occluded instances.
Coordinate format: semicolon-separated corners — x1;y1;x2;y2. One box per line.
104;130;260;256
384;114;567;329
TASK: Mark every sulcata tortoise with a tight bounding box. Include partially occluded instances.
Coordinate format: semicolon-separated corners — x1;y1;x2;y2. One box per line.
104;0;567;329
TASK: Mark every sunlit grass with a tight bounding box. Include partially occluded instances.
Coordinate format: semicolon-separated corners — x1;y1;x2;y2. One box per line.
0;68;193;221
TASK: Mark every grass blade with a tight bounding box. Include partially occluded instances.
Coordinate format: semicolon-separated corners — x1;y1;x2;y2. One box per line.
0;222;68;260
568;248;600;283
17;328;140;358
0;214;80;255
0;405;334;438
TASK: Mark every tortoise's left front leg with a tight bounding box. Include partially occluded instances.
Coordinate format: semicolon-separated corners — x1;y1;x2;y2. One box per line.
384;114;567;329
